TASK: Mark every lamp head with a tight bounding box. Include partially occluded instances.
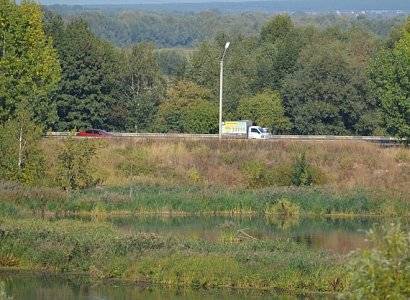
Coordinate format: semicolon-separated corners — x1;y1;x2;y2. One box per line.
225;42;230;50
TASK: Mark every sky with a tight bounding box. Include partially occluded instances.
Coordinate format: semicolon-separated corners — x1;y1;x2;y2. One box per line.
40;0;270;3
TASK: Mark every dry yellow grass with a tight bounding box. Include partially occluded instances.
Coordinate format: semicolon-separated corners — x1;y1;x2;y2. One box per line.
41;138;410;197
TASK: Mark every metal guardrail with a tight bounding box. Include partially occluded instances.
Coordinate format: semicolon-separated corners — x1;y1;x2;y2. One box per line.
45;132;218;139
45;132;403;144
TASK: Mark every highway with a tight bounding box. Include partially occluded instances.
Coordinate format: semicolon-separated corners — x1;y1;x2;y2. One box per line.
45;132;403;145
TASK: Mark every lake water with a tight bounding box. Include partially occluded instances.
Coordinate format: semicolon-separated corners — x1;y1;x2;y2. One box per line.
102;215;386;254
1;216;405;299
0;272;291;300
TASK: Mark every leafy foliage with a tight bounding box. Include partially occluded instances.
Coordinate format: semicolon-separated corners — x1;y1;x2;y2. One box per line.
56;136;98;190
368;19;410;140
49;19;120;131
0;109;45;185
153;81;217;133
156;49;188;79
0;0;61;125
291;152;324;186
348;223;410;299
265;198;300;218
281;37;378;135
237;90;290;133
117;43;165;131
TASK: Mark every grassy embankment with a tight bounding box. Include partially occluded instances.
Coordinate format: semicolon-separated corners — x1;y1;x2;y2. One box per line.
0;217;346;294
0;139;408;294
0;139;409;217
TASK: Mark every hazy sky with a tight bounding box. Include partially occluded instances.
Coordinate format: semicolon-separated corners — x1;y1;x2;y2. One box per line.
36;0;410;12
40;0;275;3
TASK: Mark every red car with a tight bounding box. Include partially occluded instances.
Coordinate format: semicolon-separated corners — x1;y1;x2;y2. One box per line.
76;129;112;138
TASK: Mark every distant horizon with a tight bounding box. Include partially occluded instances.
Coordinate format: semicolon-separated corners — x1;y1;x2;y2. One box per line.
39;0;410;8
42;0;278;3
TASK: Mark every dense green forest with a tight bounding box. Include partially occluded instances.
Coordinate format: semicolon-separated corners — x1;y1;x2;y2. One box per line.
48;6;407;47
0;0;409;139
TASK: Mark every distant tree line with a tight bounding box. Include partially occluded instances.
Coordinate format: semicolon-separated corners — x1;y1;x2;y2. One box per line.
48;7;407;48
0;0;409;140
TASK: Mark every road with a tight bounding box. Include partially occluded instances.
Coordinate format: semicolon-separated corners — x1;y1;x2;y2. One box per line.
45;132;402;145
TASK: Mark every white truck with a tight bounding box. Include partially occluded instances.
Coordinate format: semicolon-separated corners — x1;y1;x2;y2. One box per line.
222;121;269;139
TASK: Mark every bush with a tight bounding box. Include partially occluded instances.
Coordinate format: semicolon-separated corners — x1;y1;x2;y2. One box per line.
0;110;45;185
153;81;216;133
265;198;300;217
56;136;98;190
271;163;293;186
291;152;325;186
348;223;410;299
241;160;271;188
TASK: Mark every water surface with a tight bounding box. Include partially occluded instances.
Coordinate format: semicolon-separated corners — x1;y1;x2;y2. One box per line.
101;215;389;254
0;272;290;300
3;216;405;299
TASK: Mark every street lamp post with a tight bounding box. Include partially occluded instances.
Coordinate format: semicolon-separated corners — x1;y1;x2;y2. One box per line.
219;41;230;140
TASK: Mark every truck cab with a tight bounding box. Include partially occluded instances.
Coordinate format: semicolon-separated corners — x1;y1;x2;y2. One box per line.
248;126;268;139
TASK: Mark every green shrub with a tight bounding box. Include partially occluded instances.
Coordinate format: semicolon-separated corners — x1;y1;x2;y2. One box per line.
56;136;99;190
348;223;410;299
265;198;300;217
0;110;45;185
271;163;293;186
241;160;271;188
187;168;201;183
291;152;325;186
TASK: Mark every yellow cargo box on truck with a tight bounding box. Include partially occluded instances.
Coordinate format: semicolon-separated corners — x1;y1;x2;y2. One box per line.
222;120;269;139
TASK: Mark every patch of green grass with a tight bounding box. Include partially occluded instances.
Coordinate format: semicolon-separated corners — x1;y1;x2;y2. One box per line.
0;217;346;293
0;218;166;274
1;181;408;217
0;179;410;216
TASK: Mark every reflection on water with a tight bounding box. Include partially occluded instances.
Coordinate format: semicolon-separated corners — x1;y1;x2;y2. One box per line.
104;215;391;254
48;214;408;254
0;272;285;300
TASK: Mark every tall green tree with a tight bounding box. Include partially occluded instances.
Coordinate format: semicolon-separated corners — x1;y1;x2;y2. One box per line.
281;39;378;135
118;43;165;131
0;0;61;126
49;19;120;131
153;81;217;133
0;108;45;185
260;15;294;44
368;20;410;140
156;49;188;79
188;35;257;116
237;90;290;133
